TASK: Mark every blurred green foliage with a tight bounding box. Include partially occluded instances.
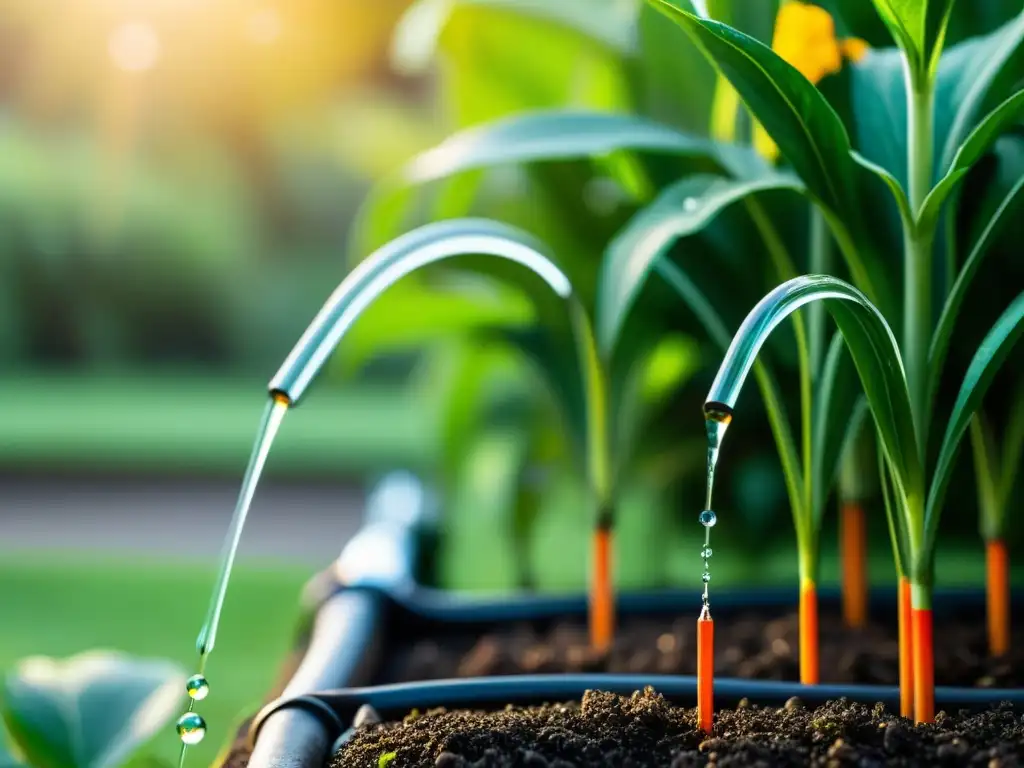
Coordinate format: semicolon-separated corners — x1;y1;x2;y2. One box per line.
342;0;1024;592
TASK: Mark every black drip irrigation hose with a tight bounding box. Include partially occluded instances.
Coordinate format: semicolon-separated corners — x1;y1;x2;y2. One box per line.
250;673;1024;767
246;588;383;768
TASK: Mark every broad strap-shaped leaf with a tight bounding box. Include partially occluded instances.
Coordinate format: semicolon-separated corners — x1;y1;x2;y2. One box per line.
837;401;876;502
849;48;908;189
851;151;914;231
969;414;1002;541
999;386;1024;508
870;0;955;73
352;110;744;253
928;172;1024;401
596;171;805;354
705;275;924;523
936;11;1024;176
876;430;909;576
648;0;887;306
811;332;865;515
918;89;1024;229
925;292;1024;558
649;0;858;216
1;651;184;768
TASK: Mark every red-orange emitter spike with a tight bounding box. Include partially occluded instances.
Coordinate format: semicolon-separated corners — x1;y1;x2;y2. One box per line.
898;577;914;718
840;501;867;628
589;525;614;651
697;611;714;734
799;578;819;684
912;604;934;723
986;539;1010;657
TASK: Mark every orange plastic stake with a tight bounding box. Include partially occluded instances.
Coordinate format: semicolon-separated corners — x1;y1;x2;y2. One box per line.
799;578;819;684
589;525;614;651
912;605;934;723
697;609;714;734
986;539;1010;657
897;577;914;718
840;501;867;628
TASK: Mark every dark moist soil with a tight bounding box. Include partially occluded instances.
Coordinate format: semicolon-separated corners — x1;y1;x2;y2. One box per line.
385;608;1024;688
334;688;1024;767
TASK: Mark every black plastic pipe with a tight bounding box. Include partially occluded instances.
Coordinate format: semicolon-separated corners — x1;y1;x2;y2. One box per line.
246;588;381;768
252;672;1024;754
245;472;435;768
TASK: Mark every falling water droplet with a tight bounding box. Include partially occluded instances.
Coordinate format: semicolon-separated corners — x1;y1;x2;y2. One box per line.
701;547;713;559
176;712;207;745
186;674;209;701
702;571;711;583
699;509;717;528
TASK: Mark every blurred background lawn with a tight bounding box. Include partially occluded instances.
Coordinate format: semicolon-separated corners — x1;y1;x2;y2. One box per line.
0;0;443;763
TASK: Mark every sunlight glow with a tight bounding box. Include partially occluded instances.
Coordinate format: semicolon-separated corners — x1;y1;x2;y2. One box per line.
246;8;282;45
108;21;161;73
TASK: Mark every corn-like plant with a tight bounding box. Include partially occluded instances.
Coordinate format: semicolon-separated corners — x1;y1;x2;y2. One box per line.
348;0;1023;684
969;384;1024;657
645;0;1024;722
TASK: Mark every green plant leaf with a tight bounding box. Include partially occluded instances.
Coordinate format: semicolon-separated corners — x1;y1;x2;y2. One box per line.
877;431;909;576
918;89;1024;229
869;0;955;72
925;292;1024;565
849;48;907;188
998;385;1024;508
851;151;914;231
928;172;1024;401
353;110;736;253
935;11;1024;176
811;333;864;515
596;172;805;353
647;0;886;305
837;402;876;502
969;414;1002;540
648;0;857;215
1;651;184;768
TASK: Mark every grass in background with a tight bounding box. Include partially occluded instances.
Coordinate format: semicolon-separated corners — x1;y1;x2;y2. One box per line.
0;555;313;767
0;374;440;478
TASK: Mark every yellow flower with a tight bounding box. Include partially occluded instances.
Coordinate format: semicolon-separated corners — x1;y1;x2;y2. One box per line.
754;1;868;161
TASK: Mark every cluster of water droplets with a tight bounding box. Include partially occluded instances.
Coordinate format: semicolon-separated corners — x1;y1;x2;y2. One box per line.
176;674;209;741
700;402;731;616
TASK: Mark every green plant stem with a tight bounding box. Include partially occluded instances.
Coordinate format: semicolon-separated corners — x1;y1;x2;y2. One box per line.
905;72;935;452
570;298;613;514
